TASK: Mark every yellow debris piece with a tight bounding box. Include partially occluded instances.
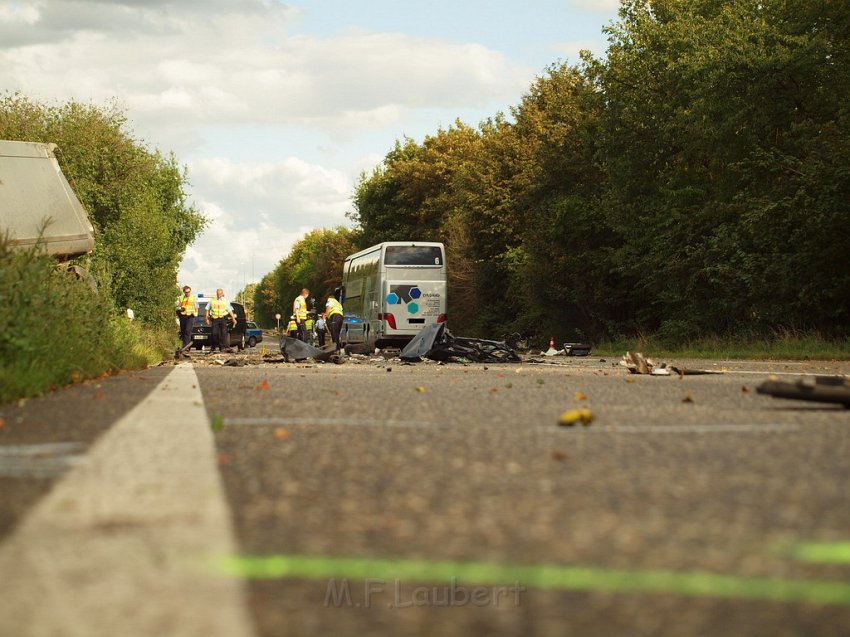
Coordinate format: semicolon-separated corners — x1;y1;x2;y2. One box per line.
558;408;595;427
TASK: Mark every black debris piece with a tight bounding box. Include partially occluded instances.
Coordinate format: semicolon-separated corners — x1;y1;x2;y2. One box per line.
563;342;592;356
400;323;521;364
757;376;850;408
279;336;340;363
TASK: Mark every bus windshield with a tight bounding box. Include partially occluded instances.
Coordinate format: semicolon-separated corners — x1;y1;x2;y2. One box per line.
384;246;443;266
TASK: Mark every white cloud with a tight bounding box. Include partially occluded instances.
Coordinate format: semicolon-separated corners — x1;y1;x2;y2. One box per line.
551;38;608;61
0;2;529;141
178;221;311;299
0;1;44;25
179;155;354;294
188;156;351;222
569;0;621;12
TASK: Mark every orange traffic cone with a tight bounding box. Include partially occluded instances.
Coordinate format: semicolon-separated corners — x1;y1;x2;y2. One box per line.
545;336;560;356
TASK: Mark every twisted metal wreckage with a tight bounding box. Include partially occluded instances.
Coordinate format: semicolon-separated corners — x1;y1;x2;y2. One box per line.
277;322;522;364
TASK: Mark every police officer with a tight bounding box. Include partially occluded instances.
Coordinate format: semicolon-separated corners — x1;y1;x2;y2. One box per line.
205;288;236;352
175;285;198;348
293;288;310;342
325;291;344;351
305;313;315;344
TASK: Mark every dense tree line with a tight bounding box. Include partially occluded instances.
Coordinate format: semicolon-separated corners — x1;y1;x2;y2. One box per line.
0;94;206;330
252;227;358;327
349;0;850;342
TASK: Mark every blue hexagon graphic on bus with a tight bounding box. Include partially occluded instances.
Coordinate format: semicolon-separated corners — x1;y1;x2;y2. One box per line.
407;302;420;314
388;285;421;305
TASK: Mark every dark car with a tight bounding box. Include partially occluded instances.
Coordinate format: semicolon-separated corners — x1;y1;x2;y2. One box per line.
189;302;247;350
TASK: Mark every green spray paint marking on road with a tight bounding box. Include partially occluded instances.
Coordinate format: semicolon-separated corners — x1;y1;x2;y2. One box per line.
792;542;850;565
215;554;850;607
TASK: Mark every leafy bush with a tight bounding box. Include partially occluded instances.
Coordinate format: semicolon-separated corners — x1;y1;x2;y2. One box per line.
0;237;169;403
0;94;206;331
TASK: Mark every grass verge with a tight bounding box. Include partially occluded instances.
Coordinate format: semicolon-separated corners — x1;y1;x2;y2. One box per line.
593;332;850;360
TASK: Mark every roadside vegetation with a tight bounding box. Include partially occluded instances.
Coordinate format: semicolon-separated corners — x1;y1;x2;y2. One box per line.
594;332;850;361
252;227;358;324
1;95;205;401
257;0;849;356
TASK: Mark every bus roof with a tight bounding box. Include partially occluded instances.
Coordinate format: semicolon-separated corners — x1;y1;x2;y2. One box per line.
344;241;444;262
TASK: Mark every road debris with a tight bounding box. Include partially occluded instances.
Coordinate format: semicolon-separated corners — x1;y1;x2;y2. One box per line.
564;342;592;356
620;352;720;376
558;408;595;427
621;351;654;374
400;322;521;364
757;376;850;408
280;336;342;363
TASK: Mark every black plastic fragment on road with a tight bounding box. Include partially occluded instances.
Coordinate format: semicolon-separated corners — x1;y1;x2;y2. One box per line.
400;322;521;364
279;336;341;363
757;376;850;408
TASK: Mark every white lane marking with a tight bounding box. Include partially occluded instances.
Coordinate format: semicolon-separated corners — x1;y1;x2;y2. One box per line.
551;424;801;434
0;442;85;456
227;416;438;428
0;364;255;637
228;419;802;435
720;370;848;377
0;443;87;477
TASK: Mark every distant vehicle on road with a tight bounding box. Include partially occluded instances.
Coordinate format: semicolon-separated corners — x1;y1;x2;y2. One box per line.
339;241;446;354
246;321;263;348
189;301;247;350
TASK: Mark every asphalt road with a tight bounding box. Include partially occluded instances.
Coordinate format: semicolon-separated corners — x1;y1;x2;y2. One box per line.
1;348;849;636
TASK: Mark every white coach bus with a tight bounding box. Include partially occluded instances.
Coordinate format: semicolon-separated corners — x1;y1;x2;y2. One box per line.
339;241;447;353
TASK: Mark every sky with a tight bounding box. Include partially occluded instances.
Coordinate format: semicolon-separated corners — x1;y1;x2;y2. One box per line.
0;0;621;299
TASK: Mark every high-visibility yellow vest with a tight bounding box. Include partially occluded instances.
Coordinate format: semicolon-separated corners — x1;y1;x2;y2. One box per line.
326;297;343;318
287;319;297;332
176;294;197;316
293;295;308;321
305;318;314;330
209;297;231;319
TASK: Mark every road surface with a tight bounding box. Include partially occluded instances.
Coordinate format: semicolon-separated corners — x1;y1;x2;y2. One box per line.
1;348;849;636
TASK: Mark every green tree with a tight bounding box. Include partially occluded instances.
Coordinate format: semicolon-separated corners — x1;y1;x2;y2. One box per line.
0;93;206;329
590;0;850;337
255;227;358;326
